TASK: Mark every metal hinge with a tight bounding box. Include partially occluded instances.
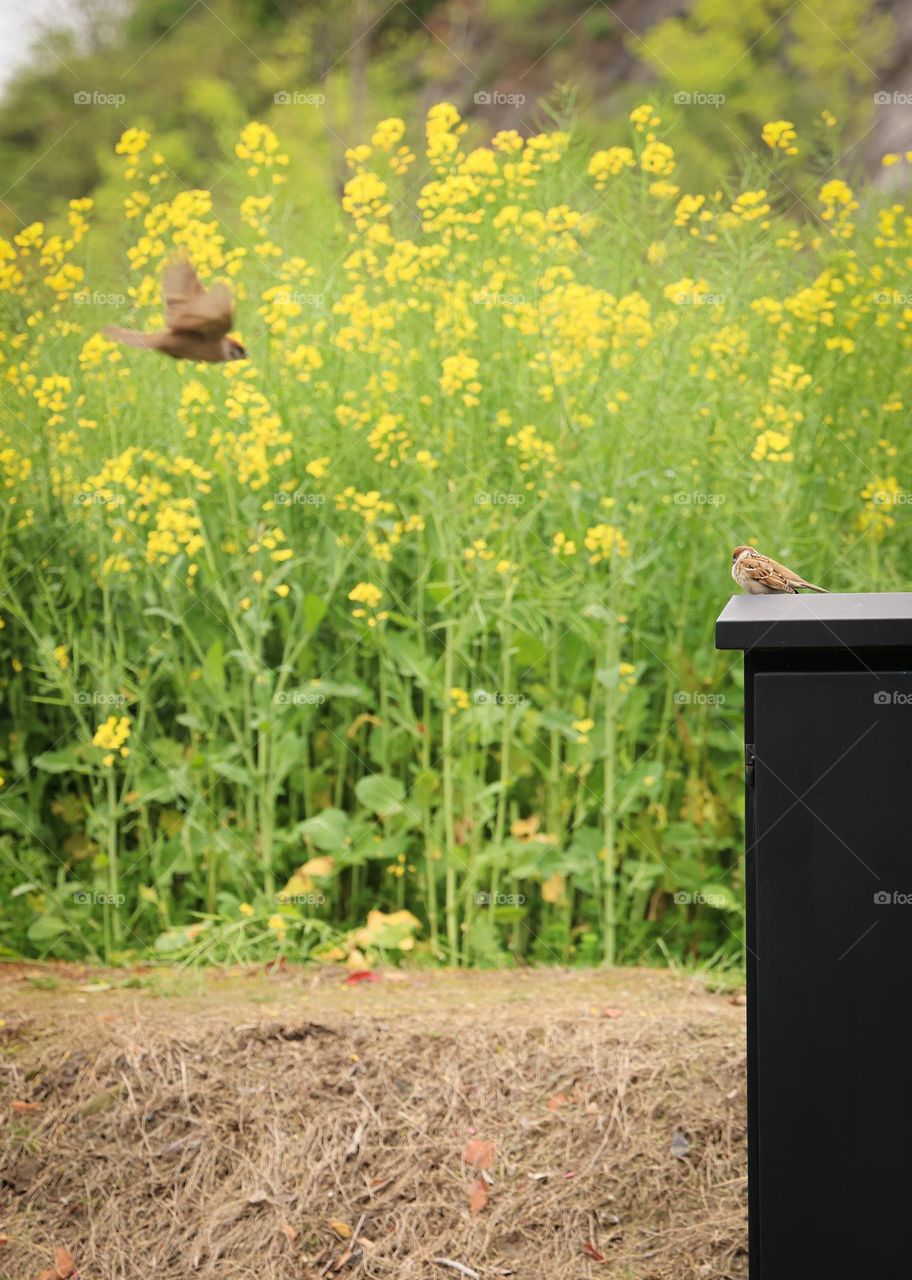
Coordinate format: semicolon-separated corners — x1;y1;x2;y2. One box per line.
745;743;756;787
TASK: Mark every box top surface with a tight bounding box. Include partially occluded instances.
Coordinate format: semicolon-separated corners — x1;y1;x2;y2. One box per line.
715;592;912;650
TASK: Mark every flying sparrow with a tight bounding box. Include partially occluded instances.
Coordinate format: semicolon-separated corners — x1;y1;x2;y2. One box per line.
731;546;828;595
104;257;246;362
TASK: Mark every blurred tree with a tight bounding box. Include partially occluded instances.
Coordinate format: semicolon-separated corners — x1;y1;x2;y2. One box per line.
634;0;893;180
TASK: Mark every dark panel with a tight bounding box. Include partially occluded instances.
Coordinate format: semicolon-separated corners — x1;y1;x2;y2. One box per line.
716;592;912;650
752;671;912;1278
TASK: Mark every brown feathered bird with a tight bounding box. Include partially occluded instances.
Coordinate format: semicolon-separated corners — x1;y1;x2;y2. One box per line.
104;257;246;362
732;545;827;594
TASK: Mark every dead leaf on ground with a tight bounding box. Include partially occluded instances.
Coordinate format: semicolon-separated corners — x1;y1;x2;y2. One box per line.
582;1241;607;1262
11;1100;40;1113
602;1007;623;1018
462;1138;495;1170
469;1176;488;1216
280;1221;297;1244
330;1219;353;1239
547;1093;569;1111
35;1246;79;1280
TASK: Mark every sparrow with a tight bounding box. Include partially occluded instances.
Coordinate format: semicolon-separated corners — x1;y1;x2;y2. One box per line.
731;546;828;595
104;257;246;362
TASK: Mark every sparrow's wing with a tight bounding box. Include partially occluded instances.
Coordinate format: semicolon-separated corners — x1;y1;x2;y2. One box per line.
762;555;827;590
739;553;797;593
162;258;233;338
104;325;167;350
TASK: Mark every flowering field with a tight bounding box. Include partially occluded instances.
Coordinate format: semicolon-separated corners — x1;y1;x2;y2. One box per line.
0;103;908;967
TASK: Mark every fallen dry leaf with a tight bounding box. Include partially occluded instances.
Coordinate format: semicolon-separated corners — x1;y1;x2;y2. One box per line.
280;1221;297;1244
602;1007;623;1018
469;1176;489;1216
462;1138;495;1170
329;1219;353;1239
11;1100;40;1114
582;1242;607;1262
547;1093;569;1111
0;1233;9;1245
55;1247;78;1278
345;970;380;986
35;1246;78;1280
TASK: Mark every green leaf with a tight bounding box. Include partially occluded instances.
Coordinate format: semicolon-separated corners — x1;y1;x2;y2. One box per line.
203;639;225;695
355;773;406;816
33;745;91;775
27;915;69;943
303;593;328;633
300;808;350;851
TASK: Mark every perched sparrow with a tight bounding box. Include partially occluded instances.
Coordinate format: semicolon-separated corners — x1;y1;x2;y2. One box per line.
731;546;828;595
104;257;246;362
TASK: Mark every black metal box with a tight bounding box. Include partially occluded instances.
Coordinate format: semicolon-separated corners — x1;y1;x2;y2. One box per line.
717;592;912;1278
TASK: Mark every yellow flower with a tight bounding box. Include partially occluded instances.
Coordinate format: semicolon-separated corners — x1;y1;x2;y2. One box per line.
92;715;131;752
54;645;69;671
762;120;798;156
239;902;255;918
449;686;470;715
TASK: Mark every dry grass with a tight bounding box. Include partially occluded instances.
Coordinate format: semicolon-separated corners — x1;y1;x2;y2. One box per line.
0;965;747;1279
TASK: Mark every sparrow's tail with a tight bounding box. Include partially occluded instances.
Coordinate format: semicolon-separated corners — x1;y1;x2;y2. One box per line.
798;581;828;593
103;326;160;349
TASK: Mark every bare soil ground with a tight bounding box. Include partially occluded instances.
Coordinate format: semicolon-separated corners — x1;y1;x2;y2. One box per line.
0;963;747;1280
